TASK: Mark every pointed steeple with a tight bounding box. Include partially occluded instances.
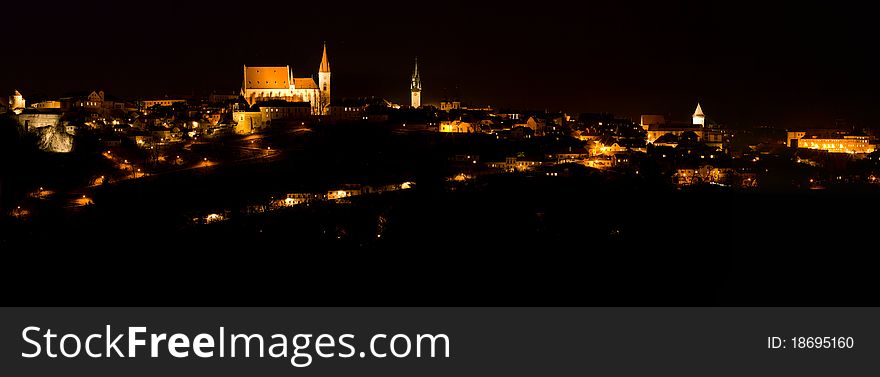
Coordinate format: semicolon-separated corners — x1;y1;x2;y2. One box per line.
411;58;421;91
319;42;330;73
693;102;704;118
692;102;705;126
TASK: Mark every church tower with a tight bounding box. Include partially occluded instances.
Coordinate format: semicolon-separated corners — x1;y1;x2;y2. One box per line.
692;102;705;126
410;58;421;108
10;90;25;114
318;42;331;115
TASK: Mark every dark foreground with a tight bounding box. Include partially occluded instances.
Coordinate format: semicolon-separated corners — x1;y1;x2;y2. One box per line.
2;126;877;306
2;176;876;306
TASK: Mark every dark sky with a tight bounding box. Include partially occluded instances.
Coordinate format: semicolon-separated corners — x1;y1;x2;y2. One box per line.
4;1;877;128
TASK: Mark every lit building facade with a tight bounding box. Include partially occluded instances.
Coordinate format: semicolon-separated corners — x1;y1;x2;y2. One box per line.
440;100;460;111
439;120;475;133
140;99;187;109
241;43;331;115
795;135;874;154
258;101;311;122
61;90;104;112
232;111;265;135
32;100;61;110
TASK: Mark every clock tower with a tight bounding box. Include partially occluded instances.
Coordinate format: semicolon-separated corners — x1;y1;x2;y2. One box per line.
410;58;421;108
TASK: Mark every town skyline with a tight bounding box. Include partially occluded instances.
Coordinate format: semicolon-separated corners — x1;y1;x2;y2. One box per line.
3;1;877;129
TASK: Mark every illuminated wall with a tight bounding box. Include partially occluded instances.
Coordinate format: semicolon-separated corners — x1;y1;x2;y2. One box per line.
32;100;61;110
797;136;875;154
439;120;475;133
141;99;186;108
232;111;265;134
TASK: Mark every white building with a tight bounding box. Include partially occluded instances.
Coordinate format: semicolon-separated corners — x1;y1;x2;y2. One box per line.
692;102;705;126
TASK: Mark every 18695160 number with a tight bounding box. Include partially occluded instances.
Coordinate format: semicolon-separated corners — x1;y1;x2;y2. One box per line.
791;337;854;349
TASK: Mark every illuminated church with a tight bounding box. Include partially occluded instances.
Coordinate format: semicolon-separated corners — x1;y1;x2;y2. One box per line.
241;43;331;115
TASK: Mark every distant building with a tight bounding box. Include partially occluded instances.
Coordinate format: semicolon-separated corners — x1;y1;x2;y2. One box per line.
330;98;370;122
790;130;875;154
546;145;590;164
410;58;421;108
786;131;806;147
328;186;362;200
32;100;61;110
209;93;239;103
257;100;311;122
486;156;546;172
232;110;265;135
60;90;105;112
644;102;723;149
440;100;461;111
439;119;475;133
139;98;187;110
241;43;331;115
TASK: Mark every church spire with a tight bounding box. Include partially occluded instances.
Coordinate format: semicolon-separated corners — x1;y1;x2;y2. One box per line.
410;58;421;108
693;102;704;118
319;42;330;73
692;102;705;126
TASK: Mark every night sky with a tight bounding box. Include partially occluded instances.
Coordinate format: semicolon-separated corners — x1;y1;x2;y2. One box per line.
4;1;877;128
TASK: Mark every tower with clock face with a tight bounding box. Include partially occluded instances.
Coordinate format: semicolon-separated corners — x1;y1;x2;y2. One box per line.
410;58;421;108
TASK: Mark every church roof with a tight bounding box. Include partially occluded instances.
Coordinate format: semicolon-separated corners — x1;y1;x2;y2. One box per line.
13;90;22;97
294;78;318;89
319;43;330;73
244;66;290;89
653;133;680;144
693;102;704;117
